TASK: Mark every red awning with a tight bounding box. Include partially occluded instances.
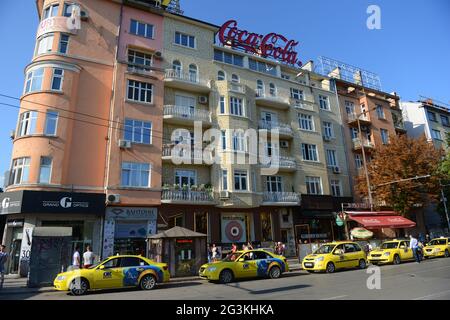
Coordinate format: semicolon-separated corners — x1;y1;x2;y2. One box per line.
348;215;416;229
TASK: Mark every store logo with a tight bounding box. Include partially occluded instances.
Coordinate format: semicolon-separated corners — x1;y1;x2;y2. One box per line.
60;197;72;208
1;198;10;209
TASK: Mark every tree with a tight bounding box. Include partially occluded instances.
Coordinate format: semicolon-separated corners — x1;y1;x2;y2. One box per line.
436;133;450;228
355;135;444;217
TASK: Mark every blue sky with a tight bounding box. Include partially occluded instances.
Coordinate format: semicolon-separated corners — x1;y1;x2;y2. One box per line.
0;0;449;187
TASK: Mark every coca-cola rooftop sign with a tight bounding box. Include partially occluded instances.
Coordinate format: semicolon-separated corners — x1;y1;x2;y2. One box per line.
218;20;302;67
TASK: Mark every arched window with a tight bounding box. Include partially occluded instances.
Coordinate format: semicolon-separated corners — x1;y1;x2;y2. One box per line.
231;74;239;83
217;70;226;81
269;83;276;96
188;64;198;82
256;79;264;96
172;60;182;75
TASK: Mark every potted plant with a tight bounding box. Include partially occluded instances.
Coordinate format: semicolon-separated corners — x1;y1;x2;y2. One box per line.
173;184;180;191
199;184;206;192
182;184;189;191
162;184;170;191
191;184;198;191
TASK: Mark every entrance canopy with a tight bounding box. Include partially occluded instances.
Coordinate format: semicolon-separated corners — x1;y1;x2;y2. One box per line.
346;211;416;229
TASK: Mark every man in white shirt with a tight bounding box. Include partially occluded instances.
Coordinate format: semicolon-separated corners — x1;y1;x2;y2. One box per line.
83;246;95;268
72;246;81;269
409;234;420;263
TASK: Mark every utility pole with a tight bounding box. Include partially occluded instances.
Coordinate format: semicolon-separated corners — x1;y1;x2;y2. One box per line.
439;180;450;232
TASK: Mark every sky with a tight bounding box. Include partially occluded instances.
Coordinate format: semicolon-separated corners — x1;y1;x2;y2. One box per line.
0;0;449;187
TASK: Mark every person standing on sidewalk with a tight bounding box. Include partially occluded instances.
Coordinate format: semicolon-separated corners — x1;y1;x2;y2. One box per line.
72;246;81;269
409;234;421;263
82;245;95;269
0;245;9;290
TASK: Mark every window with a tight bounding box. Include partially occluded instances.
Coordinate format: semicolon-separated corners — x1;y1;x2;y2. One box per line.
175;170;197;187
376;105;385;119
44;111;59;135
36;34;54;55
127;80;153;103
256;80;264;95
231;74;240;83
103;258;121;269
248;58;277;76
39;157;52;184
355;154;363;169
217;70;226;81
299;113;314;131
427;111;437;122
301;143;318;162
121;257;147;267
264;142;279;157
266;176;282;192
290;88;303;100
221;130;227;149
175;31;195;48
130;19;154;39
232;131;246;152
213;49;244;67
345;101;355;115
43;4;59;19
18;111;38;137
281;74;290;80
269;83;276;96
51;68;64;91
172;60;182;74
350;127;359;140
326;150;338;167
440;115;450;127
24;68;44;94
59;34;69;54
124;119;152;144
331;180;342;197
121;162;151;187
306;176;322;195
380;129;389;144
319;95;330;110
323;121;334;138
234;170;248;191
219;96;225;114
221;169;228;190
188;64;198;82
63;3;76;17
431;129;442;141
9;157;31;185
128;50;152;70
230;97;244;116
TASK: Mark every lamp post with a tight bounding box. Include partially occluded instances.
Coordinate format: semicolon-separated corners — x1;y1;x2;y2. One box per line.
439;181;450;233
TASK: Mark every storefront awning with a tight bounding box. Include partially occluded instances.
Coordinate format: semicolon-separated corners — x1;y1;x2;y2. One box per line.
348;214;416;229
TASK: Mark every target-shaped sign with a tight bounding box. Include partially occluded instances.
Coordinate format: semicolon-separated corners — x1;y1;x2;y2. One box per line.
225;220;244;242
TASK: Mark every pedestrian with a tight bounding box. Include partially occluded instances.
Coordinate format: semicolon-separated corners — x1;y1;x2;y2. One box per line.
242;243;248;251
247;242;253;250
83;245;95;269
72;246;81;269
207;245;212;263
0;245;8;290
211;244;218;262
231;243;237;253
425;234;430;245
409;234;421;263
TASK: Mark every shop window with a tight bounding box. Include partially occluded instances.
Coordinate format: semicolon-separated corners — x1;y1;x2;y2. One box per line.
260;212;273;242
194;212;208;235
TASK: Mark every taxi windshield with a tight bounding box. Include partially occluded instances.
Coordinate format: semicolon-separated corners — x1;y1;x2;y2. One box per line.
429;239;447;246
381;242;398;249
315;245;336;254
222;253;242;262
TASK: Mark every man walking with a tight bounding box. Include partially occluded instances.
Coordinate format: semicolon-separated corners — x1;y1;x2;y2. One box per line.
0;245;9;290
409;234;421;263
72;246;81;269
83;245;95;269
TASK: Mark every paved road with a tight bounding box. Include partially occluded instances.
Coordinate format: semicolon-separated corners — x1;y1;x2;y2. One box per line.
2;257;450;300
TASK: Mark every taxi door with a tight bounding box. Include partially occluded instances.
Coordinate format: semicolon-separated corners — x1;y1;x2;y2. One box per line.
343;243;361;268
332;244;349;269
234;252;258;278
93;257;124;289
399;241;413;260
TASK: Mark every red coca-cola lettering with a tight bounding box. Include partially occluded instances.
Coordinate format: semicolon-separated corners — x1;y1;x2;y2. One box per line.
218;20;302;67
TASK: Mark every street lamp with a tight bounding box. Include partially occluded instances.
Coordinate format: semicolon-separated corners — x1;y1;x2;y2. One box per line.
439;181;450;233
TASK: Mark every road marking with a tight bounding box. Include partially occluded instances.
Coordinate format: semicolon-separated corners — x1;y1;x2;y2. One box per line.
321;295;348;300
413;289;450;300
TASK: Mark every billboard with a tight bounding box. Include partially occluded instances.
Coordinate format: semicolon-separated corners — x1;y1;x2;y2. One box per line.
221;214;246;243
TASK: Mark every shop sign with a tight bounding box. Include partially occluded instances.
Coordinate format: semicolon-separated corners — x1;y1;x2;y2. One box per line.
221;214;247;243
176;239;193;244
218;20;302;67
0;191;24;215
300;233;328;239
7;219;24;227
106;207;157;220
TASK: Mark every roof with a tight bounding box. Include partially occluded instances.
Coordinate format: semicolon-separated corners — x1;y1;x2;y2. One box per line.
148;226;207;239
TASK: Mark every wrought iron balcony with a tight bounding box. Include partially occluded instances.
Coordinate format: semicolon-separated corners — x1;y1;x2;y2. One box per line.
161;189;215;204
258;120;293;137
163;105;212;125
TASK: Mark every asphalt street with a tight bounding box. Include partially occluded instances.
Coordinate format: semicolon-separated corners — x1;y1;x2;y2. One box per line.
2;257;450;300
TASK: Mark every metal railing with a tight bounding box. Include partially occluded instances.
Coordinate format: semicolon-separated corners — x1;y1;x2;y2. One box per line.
394;121;405;130
347;113;370;122
263;192;300;203
229;82;246;94
162;189;214;202
261;156;297;169
352;138;374;149
164;69;209;87
162;144;211;162
163;105;211;122
258;120;293;136
256;88;286;100
291;98;315;111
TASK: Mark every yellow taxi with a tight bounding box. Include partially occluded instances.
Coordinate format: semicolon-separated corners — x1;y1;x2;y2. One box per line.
367;239;414;265
424;237;450;259
302;241;367;273
53;255;170;295
199;249;289;283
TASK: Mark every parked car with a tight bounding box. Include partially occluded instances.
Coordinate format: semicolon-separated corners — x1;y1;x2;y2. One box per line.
423;237;450;259
367;239;414;265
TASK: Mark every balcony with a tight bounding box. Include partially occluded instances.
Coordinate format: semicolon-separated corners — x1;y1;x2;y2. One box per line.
347;113;371;127
260;156;297;172
394;121;407;133
163;105;212;126
228;81;246;94
162;144;213;165
255;89;290;110
161;189;215;204
164;69;211;93
258;120;294;139
291;98;315;112
262;192;301;206
126;64;154;78
352;138;374;152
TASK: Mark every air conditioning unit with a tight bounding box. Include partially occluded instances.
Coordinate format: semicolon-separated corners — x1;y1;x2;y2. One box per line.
107;194;120;204
198;96;208;104
80;10;89;20
333;166;341;174
323;135;331;142
9;130;15;140
280;141;289;148
154;51;163;59
219;191;230;199
118;140;132;149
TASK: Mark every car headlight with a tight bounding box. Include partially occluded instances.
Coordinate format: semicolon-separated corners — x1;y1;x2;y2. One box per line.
56;276;66;281
383;252;390;256
208;266;217;272
315;256;324;262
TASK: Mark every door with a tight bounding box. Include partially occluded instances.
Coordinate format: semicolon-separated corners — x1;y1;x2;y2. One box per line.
235;252;258;278
399;241;413;260
93;257;124;289
261;111;278;127
332;244;348;269
343;243;360;268
120;256;148;287
175;95;196;117
9;236;22;274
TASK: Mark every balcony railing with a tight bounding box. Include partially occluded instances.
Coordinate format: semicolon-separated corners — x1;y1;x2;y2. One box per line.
162;189;214;202
261;156;297;170
127;63;153;77
262;192;300;204
291;98;315;111
229;82;246;94
163;105;211;122
347;113;370;123
352;138;374;149
394;121;406;130
162;144;212;162
164;69;209;87
258;120;293;136
255;89;289;105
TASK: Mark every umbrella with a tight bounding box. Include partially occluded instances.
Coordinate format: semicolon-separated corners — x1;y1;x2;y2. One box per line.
351;227;373;239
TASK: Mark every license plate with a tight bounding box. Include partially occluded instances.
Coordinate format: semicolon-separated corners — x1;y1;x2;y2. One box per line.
304;263;313;268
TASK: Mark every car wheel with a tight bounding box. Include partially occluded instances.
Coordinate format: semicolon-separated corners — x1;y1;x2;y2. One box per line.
393;254;401;265
359;259;367;269
269;266;281;279
140;274;157;291
445;250;449;258
70;278;89;296
326;262;335;273
219;269;233;284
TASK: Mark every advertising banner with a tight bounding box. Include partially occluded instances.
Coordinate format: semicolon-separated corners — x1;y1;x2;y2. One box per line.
221;214;246;243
